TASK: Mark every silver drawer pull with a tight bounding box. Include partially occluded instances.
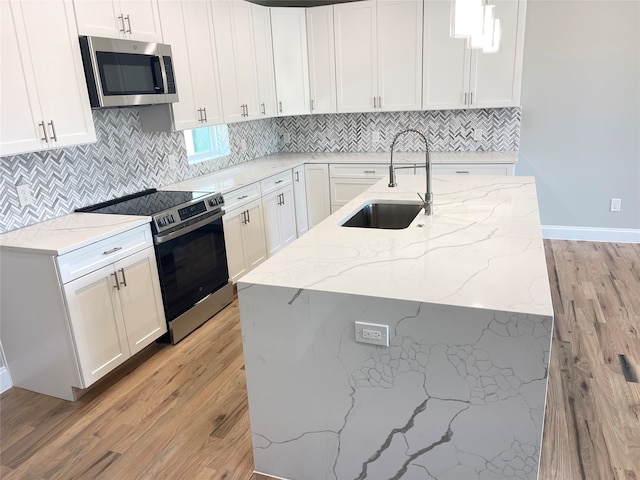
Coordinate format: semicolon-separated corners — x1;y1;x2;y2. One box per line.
275;179;284;184
455;171;470;174
103;247;123;255
364;170;376;174
238;194;249;200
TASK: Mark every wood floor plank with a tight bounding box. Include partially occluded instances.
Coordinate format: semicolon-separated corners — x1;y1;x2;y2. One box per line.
1;240;639;479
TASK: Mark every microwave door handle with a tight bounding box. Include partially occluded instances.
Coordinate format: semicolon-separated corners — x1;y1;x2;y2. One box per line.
158;56;169;95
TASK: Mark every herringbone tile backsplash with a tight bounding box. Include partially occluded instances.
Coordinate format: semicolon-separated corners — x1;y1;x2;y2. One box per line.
0;107;519;234
277;108;520;153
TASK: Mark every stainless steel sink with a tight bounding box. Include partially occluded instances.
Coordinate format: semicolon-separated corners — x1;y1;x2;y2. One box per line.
341;201;422;229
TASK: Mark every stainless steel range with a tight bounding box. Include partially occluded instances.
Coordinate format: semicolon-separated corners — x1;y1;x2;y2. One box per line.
77;188;233;343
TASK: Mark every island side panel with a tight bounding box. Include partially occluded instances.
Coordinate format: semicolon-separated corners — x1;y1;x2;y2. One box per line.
238;283;553;480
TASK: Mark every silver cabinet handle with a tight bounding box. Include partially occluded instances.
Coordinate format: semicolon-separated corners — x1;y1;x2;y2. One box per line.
469;92;473;105
241;210;247;224
118;14;126;33
261;103;266;115
275;179;284;184
373;96;377;108
464;93;468;105
103;246;122;255
378;96;382;109
197;108;203;122
111;272;120;290
47;121;57;141
246;208;250;223
310;99;314;112
279;101;282;113
202;107;207;122
238;194;249;200
124;14;132;33
455;170;470;174
295;171;299;182
118;267;127;287
38;122;48;142
364;170;376;174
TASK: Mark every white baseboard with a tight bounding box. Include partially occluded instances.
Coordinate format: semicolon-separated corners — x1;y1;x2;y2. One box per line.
0;366;12;394
542;225;640;243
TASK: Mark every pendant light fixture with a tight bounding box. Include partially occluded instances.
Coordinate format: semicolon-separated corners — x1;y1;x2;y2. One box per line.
450;0;501;53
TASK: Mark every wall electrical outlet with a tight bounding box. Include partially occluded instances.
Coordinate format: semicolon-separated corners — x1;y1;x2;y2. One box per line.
473;128;483;141
283;132;291;144
610;198;622;212
16;184;33;208
372;131;381;144
355;321;390;347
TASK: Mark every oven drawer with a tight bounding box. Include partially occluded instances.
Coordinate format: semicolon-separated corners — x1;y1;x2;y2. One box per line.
223;182;262;212
57;224;153;284
260;170;292;195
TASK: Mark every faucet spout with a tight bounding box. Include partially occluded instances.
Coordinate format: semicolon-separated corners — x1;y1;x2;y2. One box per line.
388;128;433;216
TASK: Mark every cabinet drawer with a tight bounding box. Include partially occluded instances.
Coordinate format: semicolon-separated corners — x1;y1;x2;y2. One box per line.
57;224;153;284
260;170;293;195
223;182;262;212
329;164;386;178
428;164;514;176
330;177;380;206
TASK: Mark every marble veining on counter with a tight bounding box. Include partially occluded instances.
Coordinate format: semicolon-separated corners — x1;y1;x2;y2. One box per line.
0;213;150;255
241;174;552;318
161;151;518;196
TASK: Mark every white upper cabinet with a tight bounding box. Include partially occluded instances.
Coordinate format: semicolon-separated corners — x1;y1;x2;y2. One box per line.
423;0;526;109
270;7;311;116
157;0;223;130
211;0;261;123
335;0;422;113
1;0;96;157
74;0;163;42
251;4;278;118
334;0;377;113
306;5;337;114
376;0;423;111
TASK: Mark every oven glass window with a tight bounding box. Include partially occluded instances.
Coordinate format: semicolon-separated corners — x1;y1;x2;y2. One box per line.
155;217;229;321
97;51;161;96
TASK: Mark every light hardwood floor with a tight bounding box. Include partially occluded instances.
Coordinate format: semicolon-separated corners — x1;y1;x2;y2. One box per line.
1;240;638;479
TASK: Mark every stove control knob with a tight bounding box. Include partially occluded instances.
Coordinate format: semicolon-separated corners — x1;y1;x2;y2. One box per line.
158;218;166;227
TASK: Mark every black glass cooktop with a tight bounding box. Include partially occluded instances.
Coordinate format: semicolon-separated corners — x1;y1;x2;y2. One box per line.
76;189;211;216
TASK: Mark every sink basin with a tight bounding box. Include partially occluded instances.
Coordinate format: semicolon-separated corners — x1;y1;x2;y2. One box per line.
341;201;423;229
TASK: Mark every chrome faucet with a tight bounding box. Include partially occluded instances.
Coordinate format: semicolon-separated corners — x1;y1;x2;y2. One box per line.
388;128;433;216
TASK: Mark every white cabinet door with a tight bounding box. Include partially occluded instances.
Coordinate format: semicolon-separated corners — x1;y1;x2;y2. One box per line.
223;205;250;283
293;166;309;236
278;185;297;248
0;1;45;156
305;164;331;228
306;5;336;114
271;7;310;116
330;177;380;209
119;0;162;41
377;0;423;111
63;264;130;387
469;0;525;108
243;199;268;270
334;0;377;113
252;4;277;118
2;0;96;155
423;0;469;110
262;189;283;257
74;0;162;41
115;247;166;356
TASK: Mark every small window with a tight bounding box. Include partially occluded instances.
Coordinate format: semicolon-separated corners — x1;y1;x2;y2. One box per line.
184;124;231;165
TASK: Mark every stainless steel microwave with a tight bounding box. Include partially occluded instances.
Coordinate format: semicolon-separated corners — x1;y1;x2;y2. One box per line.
79;36;178;108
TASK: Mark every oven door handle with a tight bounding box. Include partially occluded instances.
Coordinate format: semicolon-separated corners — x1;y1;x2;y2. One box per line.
154;210;224;244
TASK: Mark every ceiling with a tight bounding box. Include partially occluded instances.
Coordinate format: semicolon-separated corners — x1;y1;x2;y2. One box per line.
245;0;362;7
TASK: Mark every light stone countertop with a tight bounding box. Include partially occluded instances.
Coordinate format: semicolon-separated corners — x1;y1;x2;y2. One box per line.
0;213;150;255
239;173;553;317
162;151;518;195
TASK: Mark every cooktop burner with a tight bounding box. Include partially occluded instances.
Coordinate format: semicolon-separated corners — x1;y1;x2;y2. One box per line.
76;189;212;216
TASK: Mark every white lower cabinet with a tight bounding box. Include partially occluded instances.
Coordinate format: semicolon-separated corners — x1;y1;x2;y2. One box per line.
304;164;331;228
223;198;268;283
0;224;166;401
262;184;297;257
292;165;309;236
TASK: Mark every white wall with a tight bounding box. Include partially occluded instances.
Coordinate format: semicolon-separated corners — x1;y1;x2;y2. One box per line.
518;0;640;234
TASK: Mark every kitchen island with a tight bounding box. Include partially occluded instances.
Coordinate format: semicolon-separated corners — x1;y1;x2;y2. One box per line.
237;174;553;480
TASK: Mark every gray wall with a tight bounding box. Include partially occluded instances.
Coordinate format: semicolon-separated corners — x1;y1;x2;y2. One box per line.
518;0;640;229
